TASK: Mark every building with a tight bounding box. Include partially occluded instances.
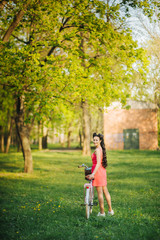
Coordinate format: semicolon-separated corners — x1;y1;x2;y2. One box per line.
104;100;158;150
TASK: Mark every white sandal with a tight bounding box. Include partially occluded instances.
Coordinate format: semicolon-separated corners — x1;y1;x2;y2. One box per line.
97;212;106;217
108;210;114;216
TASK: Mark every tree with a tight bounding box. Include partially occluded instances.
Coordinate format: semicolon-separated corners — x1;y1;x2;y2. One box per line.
126;7;160;145
0;0;154;170
61;1;149;155
0;0;75;172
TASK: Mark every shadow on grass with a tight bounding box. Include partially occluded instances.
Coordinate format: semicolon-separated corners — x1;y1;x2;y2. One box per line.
0;161;23;173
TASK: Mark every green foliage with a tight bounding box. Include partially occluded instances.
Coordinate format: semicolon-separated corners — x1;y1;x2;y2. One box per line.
121;0;159;19
0;150;159;240
0;1;149;119
1;0;155;158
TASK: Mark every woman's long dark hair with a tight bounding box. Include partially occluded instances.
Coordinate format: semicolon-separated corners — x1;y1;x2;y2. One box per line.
93;132;107;168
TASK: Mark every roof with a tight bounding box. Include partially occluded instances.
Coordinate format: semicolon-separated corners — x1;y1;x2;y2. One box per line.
106;100;157;110
126;100;157;109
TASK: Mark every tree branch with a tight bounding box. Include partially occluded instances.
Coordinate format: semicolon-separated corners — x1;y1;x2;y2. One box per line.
11;33;29;44
0;0;31;50
0;0;7;11
44;17;72;60
60;17;72;31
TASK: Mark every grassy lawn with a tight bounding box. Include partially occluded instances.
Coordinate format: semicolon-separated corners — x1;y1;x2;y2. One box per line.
0;150;160;240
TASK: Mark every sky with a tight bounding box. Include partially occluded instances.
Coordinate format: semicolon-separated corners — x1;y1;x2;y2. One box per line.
125;7;160;47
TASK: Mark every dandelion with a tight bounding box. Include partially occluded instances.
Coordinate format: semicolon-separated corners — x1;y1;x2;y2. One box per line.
16;232;19;234
21;206;26;208
53;211;55;213
38;209;40;211
3;209;6;212
58;205;60;208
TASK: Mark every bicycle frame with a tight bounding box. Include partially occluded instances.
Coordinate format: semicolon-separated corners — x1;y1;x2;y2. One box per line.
84;181;94;204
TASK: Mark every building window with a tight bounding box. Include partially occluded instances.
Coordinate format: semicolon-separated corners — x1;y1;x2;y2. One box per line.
123;129;139;150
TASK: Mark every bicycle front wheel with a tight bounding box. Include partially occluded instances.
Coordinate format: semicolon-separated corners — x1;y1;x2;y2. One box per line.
89;186;93;214
85;188;90;219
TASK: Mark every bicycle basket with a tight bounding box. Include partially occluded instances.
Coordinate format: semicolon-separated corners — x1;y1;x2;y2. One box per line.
85;167;92;180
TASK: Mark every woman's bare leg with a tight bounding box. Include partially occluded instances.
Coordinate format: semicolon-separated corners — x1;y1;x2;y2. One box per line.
96;186;104;214
102;186;112;212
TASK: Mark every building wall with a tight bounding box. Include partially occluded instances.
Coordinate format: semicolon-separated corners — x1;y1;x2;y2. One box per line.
104;109;158;150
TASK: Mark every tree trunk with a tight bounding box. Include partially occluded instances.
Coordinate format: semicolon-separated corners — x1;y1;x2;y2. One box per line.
67;132;71;148
42;124;48;149
79;129;82;148
82;100;91;156
80;33;91;155
96;107;104;135
21;130;33;173
5;117;14;153
59;132;65;147
52;123;55;144
17;134;21;152
95;107;104;135
15;96;33;173
0;126;5;153
67;123;72;148
38;121;42;150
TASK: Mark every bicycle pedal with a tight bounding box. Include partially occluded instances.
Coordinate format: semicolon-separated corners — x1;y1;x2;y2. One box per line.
80;203;86;206
93;202;98;206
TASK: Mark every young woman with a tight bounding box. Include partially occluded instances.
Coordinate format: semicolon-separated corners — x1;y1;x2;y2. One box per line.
86;133;114;217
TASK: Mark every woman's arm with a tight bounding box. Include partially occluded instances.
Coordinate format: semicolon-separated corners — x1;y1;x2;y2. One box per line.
87;148;101;180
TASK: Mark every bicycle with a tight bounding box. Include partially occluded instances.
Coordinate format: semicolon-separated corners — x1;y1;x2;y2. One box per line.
78;164;94;219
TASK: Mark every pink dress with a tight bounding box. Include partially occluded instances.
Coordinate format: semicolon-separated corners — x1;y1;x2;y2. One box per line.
91;148;107;186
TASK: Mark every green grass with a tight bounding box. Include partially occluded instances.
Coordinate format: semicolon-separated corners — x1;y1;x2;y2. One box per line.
0;150;160;240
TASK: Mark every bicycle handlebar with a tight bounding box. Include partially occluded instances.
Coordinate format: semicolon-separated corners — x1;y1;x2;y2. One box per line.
78;164;88;168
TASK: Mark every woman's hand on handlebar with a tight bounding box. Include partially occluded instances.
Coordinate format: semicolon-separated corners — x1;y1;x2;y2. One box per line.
86;174;94;180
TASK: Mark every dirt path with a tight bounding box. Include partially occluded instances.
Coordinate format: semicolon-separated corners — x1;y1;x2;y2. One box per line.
41;149;82;152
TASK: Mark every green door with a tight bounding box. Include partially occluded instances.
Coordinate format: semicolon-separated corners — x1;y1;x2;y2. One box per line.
123;129;139;149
